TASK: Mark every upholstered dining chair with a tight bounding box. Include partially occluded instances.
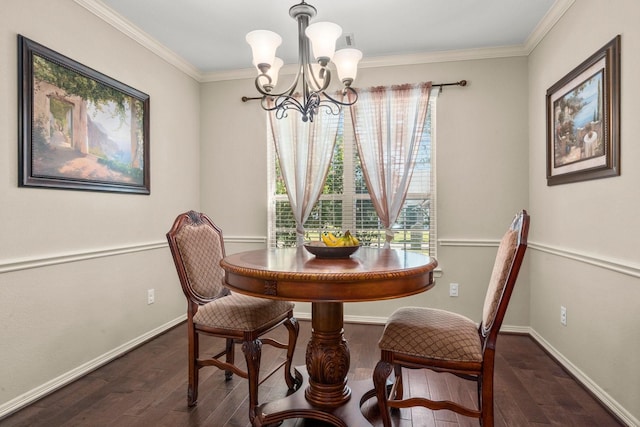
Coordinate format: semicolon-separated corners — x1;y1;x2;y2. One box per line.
166;210;300;423
372;210;529;427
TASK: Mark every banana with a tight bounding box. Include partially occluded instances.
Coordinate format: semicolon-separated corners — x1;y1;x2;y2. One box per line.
342;230;359;246
321;231;339;247
350;234;359;246
322;230;359;247
328;232;339;246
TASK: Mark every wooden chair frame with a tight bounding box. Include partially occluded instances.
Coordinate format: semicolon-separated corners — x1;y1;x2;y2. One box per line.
372;210;530;427
166;210;301;424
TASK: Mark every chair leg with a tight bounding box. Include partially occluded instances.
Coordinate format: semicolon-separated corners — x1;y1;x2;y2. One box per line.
188;328;199;407
393;363;404;400
373;360;394;427
224;338;234;380
283;317;301;390
242;339;262;425
480;373;494;427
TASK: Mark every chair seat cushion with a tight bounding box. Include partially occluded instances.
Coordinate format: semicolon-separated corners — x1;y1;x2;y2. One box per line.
378;307;482;363
194;293;294;332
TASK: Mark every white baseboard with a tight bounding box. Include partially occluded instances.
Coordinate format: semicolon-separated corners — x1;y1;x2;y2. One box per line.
2;315;634;426
300;312;636;426
529;328;636;426
0;314;186;420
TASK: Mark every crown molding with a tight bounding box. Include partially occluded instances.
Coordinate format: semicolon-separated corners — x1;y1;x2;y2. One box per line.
200;44;529;83
75;0;575;84
524;0;576;54
73;0;203;81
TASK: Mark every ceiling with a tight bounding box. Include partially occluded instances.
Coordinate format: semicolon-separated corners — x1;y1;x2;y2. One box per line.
89;0;570;79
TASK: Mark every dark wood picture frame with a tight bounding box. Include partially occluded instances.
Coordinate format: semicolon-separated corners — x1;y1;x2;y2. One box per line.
18;35;150;194
546;35;620;186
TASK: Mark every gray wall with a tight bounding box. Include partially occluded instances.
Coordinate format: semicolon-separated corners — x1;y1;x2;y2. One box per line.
0;0;201;414
1;0;638;424
200;56;531;325
528;0;640;423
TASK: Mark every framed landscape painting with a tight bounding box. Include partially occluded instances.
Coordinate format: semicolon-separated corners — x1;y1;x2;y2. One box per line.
18;35;150;194
546;35;620;186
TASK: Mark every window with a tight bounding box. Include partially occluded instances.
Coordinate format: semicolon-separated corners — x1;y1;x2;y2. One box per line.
267;96;437;255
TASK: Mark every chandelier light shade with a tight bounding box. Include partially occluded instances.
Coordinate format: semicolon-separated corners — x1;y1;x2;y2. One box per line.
305;22;342;63
333;48;363;84
246;1;362;122
246;30;282;70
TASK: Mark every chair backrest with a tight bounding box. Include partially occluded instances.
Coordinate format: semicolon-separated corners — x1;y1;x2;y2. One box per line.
166;210;228;305
480;210;530;341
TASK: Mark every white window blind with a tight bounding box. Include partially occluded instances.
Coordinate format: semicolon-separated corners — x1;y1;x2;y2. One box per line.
267;95;437;256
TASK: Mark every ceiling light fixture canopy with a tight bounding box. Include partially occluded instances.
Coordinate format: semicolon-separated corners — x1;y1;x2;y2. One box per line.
246;1;362;122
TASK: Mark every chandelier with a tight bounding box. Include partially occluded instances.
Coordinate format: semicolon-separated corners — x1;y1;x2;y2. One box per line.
246;1;362;122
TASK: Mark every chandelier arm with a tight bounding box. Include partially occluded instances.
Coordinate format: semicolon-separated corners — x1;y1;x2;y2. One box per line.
245;1;364;121
254;75;273;97
315;100;341;115
253;63;303;98
274;95;307;120
262;70;302;98
260;96;279;111
321;86;358;106
305;62;331;93
252;7;309;100
275;95;304;111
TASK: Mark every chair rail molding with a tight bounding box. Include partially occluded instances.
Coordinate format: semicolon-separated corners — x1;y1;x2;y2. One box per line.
439;238;640;279
0;241;168;274
225;235;266;244
439;238;499;247
4;238;636;279
529;241;640;279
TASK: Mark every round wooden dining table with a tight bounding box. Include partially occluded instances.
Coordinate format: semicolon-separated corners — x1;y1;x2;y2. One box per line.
220;246;438;427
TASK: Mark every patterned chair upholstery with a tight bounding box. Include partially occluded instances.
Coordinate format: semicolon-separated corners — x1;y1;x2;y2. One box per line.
166;211;301;424
372;210;529;427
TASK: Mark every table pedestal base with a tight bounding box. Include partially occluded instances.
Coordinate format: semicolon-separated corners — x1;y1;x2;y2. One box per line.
254;367;376;427
304;302;351;407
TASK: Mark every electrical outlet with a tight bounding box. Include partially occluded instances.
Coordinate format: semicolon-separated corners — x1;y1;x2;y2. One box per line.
147;289;155;305
560;305;567;326
449;283;459;297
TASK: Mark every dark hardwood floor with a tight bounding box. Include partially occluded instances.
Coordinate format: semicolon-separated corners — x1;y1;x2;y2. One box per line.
1;320;623;427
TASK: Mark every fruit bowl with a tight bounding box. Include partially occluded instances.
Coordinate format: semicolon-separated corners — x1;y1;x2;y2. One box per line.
303;241;360;259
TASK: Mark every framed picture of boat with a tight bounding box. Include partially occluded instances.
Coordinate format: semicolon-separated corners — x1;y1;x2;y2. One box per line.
546;35;620;186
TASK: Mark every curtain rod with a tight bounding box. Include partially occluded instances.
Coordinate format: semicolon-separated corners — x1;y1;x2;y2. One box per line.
241;80;467;102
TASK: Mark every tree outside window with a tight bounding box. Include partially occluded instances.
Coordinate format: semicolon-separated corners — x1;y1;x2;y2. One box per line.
268;98;436;255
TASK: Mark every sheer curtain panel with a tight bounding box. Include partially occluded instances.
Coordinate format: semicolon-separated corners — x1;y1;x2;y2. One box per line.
349;82;432;248
269;105;341;246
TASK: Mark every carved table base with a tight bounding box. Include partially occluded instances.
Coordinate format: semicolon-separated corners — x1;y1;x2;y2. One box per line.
254;302;375;427
219;248;438;427
255;368;375;427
